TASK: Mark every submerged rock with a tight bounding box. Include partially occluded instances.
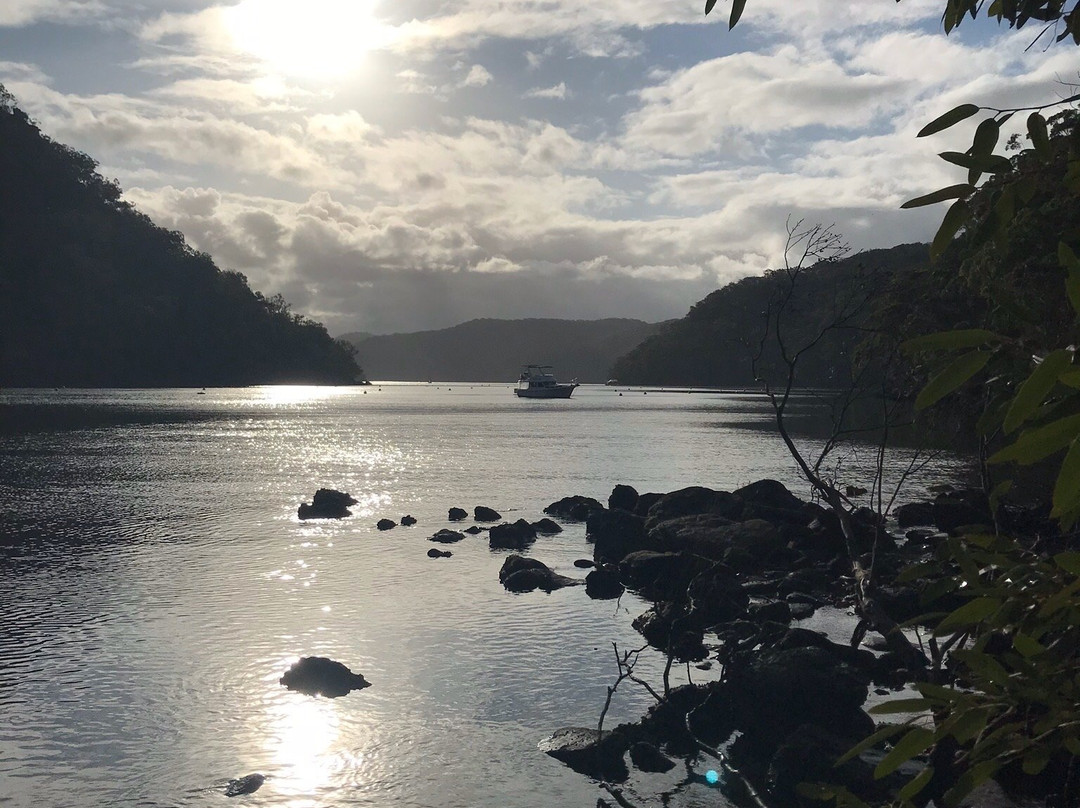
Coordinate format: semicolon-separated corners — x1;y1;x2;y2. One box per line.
430;529;466;544
531;517;563;534
464;525;486;535
588;509;651;563
539;727;629;782
629;741;676;773
544;495;604;521
448;507;468;521
297;488;357;520
400;514;417;526
499;555;579;592
427;548;452;558
376;519;396;531
489;519;538;550
280;656;371;698
474;505;502;522
224;773;265;797
585;568;624;600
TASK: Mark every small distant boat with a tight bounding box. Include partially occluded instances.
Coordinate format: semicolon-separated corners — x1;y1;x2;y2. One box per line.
515;365;579;399
605;379;618;386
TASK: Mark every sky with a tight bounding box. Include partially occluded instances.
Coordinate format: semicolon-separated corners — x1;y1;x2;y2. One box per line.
1;1;1076;336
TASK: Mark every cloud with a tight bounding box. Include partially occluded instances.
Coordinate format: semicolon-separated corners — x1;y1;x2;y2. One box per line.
525;82;568;100
461;64;493;88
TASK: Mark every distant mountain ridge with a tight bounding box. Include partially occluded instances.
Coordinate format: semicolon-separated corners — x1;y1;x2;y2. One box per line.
341;318;663;383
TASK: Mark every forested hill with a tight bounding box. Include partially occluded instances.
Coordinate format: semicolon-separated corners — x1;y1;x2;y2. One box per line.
609;243;930;387
0;88;361;387
341;318;663;383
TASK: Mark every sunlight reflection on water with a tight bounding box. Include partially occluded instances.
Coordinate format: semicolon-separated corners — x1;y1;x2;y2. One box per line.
0;385;974;808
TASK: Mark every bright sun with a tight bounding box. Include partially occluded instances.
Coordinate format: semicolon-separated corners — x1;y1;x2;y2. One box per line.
224;0;390;78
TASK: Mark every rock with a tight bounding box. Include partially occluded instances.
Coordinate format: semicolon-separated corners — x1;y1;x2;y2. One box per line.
934;489;992;532
297;488;357;520
788;601;817;620
499;555;579;592
644;486;743;526
474;505;502;522
400;514;417;526
539;727;629;782
650;515;783;570
464;525;486;534
629;742;676;773
224;773;265;797
489;519;538;550
733;479;804;512
430;529;465;544
608;484;639;512
531;518;563;534
448;507;468;521
427;548;452;558
544;495;605;521
727;647;872;750
573;558;595;568
280;656;371;698
376;518;396;531
587;509;652;564
749;600;792;624
895;501;935;527
618;551;706;601
777;567;831;597
767;725;881;803
633;492;663;517
585;568;624;599
633;604;708;661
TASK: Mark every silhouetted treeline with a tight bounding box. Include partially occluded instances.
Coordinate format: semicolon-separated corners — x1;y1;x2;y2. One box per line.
610;244;929;387
0;86;361;387
341;318;664;383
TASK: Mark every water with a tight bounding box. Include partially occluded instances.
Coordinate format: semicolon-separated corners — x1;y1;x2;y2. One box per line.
0;385;971;808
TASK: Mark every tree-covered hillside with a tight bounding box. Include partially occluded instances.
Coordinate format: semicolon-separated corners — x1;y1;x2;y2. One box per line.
0;87;361;387
609;243;929;387
342;317;663;383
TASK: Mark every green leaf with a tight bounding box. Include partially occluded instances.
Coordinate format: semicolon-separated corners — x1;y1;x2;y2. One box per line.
1058;369;1080;389
1051;439;1080;519
795;783;835;801
946;707;990;744
704;0;717;14
1022;747;1051;775
1054;551;1080;575
935;597;1001;633
902;328;1000;353
931;198;972;260
1060;242;1080;271
728;0;746;28
938;151;1013;173
898;766;935;802
874;726;936;779
901;183;976;209
835;723;908;765
919;104;980;137
1012;632;1046;658
971;117;1001;156
988;414;1080;465
1028;112;1052;161
914;350;991;411
945;760;1002;806
989;479;1013;511
951;649;1009;684
1003;350;1072;433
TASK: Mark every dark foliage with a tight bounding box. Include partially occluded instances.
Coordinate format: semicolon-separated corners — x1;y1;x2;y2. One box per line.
0;87;361;387
609;244;929;388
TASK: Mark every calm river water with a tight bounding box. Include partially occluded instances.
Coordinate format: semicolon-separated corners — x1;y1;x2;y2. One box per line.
0;385;970;808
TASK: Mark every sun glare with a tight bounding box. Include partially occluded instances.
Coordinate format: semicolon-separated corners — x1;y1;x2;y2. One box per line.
224;0;391;78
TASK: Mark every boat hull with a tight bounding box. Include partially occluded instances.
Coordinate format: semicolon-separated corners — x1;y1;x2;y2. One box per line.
514;385;577;399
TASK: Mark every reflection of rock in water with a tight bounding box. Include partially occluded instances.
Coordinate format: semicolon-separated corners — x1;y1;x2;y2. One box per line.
279;657;371;698
225;773;265;797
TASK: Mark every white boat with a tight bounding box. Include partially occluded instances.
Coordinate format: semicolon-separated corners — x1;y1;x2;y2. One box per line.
514;365;579;399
